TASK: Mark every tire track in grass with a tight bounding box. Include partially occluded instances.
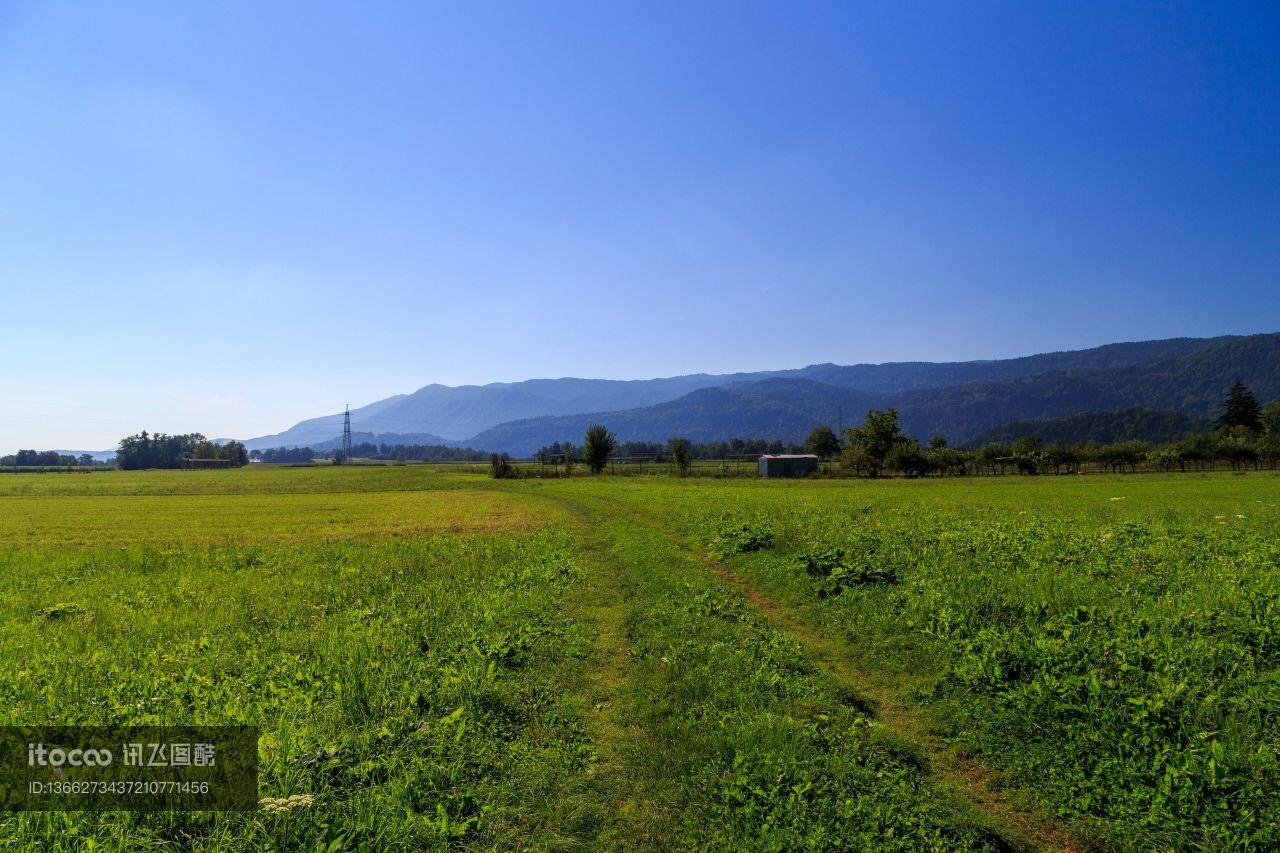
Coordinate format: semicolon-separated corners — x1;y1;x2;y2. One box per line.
514;488;657;849
563;523;650;846
695;550;1079;853
537;482;1074;850
559;500;1011;849
541;486;1050;850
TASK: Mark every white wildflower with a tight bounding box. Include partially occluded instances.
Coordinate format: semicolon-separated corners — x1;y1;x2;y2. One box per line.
260;794;316;814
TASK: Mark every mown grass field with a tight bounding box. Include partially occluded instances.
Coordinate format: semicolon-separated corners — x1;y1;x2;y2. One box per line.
1;466;1276;849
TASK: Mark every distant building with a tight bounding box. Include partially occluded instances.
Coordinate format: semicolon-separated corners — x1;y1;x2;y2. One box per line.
758;454;819;478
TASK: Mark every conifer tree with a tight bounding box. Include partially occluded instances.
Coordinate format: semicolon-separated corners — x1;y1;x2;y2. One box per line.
1217;381;1263;432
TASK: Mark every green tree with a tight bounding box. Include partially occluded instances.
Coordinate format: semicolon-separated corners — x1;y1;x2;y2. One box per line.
1010;434;1043;475
841;409;906;478
222;440;249;467
1041;442;1078;475
885;440;928;477
977;443;1011;476
804;425;841;459
1217;380;1263;432
837;444;868;476
1258;430;1280;469
583;425;616;475
1177;434;1215;472
927;445;969;476
668;437;693;476
1217;425;1258;471
1148;446;1181;472
1261;402;1280;435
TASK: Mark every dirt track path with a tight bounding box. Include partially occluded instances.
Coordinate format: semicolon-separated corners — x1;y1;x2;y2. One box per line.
696;550;1078;853
534;484;1078;850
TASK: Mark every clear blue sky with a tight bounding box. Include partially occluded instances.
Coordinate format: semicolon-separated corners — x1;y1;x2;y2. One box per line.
2;1;1277;450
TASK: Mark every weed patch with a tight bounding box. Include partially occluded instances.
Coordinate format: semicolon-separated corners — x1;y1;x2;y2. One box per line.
795;547;899;597
705;519;775;558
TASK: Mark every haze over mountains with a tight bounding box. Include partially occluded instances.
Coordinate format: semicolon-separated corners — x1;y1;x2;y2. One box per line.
247;333;1280;456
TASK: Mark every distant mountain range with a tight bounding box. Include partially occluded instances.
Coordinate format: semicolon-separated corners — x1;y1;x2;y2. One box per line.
246;333;1280;456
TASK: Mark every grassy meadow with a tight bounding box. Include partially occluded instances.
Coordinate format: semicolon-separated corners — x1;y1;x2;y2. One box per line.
0;465;1277;849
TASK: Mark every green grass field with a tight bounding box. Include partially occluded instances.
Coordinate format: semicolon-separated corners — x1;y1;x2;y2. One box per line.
1;466;1277;849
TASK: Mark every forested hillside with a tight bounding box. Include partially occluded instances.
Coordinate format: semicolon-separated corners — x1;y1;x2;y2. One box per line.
970;408;1209;447
244;333;1278;454
248;335;1251;450
469;334;1280;453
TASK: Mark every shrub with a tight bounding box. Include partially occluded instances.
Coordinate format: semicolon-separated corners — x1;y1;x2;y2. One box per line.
795;547;897;597
489;453;518;479
669;437;693;476
709;521;774;558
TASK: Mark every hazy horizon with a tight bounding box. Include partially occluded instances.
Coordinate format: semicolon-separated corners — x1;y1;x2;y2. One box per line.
4;2;1278;450
9;330;1277;454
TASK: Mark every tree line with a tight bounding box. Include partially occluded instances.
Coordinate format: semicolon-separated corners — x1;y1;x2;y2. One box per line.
509;426;624;477
819;381;1280;478
248;442;487;464
323;442;488;463
508;382;1278;479
116;432;249;470
534;437;805;465
0;450;99;468
251;446;317;463
524;433;807;478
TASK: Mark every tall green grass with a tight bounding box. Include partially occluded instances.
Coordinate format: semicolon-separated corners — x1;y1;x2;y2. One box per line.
575;508;1003;850
0;531;601;849
6;466;1277;848
576;472;1280;847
